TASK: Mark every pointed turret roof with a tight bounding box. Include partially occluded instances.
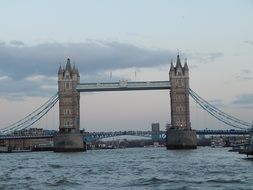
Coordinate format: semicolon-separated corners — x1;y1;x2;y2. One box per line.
77;69;80;77
184;58;189;71
72;65;78;75
65;58;72;71
58;65;63;74
170;59;174;72
72;65;76;72
176;54;182;68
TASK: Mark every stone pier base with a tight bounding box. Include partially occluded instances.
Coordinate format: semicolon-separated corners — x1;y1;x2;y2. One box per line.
53;133;85;152
166;129;197;149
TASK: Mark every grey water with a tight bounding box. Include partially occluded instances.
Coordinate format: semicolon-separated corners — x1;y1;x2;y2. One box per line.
0;147;253;190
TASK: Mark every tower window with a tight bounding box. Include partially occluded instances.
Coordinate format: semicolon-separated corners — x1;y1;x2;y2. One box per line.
65;82;70;89
176;79;184;87
63;119;73;127
64;109;72;115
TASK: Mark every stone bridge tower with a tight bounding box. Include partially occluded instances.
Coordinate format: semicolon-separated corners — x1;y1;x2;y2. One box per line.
166;55;197;149
53;58;85;152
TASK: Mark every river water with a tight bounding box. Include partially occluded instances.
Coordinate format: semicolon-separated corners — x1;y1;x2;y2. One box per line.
0;147;253;190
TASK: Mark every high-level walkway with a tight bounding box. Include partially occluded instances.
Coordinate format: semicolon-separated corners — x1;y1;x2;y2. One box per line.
76;80;171;92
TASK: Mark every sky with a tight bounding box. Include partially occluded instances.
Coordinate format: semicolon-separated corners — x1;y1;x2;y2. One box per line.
0;0;253;132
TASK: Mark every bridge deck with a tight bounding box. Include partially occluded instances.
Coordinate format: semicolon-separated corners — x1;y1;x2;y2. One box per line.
0;130;248;141
76;80;171;92
0;135;54;140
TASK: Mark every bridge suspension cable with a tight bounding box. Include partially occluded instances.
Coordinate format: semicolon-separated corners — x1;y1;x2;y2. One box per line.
189;89;251;129
0;93;59;135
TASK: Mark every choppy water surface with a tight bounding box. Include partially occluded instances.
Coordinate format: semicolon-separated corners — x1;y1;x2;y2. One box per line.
1;147;253;190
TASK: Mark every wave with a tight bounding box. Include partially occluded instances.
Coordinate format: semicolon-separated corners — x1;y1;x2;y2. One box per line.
126;177;175;187
207;179;243;184
48;164;63;169
46;177;81;188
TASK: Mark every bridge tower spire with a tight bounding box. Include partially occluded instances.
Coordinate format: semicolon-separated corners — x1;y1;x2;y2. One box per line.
54;58;85;152
167;54;197;149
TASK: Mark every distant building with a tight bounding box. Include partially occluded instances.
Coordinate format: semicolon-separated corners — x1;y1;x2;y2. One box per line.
152;123;160;132
151;123;160;142
13;128;41;136
3;138;53;150
1;128;55;150
166;123;172;130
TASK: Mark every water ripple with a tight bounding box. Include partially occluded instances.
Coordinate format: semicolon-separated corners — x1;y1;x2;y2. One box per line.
1;147;253;190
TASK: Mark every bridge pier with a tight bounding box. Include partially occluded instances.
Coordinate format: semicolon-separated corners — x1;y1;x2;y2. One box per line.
167;55;197;149
166;130;197;149
54;133;85;152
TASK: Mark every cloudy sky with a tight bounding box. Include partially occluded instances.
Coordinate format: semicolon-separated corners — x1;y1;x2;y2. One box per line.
0;0;253;132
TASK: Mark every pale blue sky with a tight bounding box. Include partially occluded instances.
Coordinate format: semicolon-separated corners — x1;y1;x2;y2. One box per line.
0;0;253;131
1;0;252;48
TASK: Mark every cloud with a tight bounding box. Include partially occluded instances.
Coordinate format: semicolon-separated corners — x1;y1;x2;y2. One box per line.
0;41;5;46
209;99;227;108
242;69;251;74
234;69;253;81
244;40;253;45
189;65;198;69
0;40;175;99
24;75;57;83
188;52;223;64
232;93;253;108
208;53;223;61
0;74;57;100
9;40;25;46
0;75;10;81
0;40;174;79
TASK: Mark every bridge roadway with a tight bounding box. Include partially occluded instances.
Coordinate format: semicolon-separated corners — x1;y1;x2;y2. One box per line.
76;80;171;92
0;135;54;140
0;130;249;141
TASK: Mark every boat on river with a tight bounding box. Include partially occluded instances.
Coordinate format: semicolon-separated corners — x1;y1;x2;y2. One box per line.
211;138;225;148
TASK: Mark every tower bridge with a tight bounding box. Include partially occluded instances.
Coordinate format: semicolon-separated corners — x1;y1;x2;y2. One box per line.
54;55;197;152
1;54;252;152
